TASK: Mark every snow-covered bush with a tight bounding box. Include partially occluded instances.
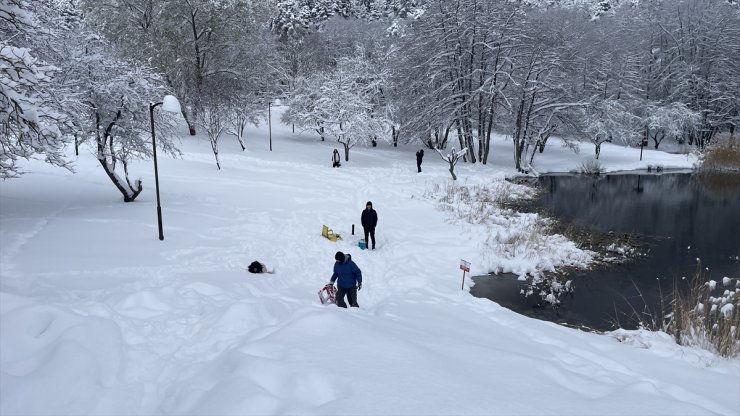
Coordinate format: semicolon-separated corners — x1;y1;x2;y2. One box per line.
623;260;740;358
424;180;594;307
668;263;740;357
577;159;604;175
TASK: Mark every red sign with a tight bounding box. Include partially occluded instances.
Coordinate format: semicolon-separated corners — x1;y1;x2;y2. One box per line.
459;260;471;272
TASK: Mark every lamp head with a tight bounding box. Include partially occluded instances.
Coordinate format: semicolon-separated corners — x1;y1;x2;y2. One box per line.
161;95;181;113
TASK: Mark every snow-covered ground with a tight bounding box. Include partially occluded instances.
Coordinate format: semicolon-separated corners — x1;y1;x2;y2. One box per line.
2;111;737;415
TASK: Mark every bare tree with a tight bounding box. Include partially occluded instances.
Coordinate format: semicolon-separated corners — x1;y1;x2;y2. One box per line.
435;147;468;180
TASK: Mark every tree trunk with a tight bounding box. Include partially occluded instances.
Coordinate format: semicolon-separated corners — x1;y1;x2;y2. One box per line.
442;125;451;149
182;109;196;135
513;102;525;171
236;119;246;151
455;118;467;163
652;131;663;149
481;94;497;165
211;140;221;170
95;108;142;202
97;157;142;202
338;135;351;161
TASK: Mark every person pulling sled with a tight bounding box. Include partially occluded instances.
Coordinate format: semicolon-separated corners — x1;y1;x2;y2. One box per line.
328;251;362;308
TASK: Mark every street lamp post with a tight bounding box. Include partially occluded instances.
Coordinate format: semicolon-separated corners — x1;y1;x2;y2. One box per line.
149;95;181;241
268;101;272;151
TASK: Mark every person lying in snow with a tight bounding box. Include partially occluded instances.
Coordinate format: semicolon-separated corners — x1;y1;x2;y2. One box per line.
247;261;268;273
329;251;362;308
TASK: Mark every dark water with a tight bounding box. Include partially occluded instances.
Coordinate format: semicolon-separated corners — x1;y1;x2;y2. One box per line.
471;172;740;331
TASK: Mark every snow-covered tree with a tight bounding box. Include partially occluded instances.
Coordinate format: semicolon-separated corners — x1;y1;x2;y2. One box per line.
435;146;467;181
282;75;328;140
225;96;264;151
630;0;740;148
580;98;641;159
508;34;587;172
83;0;282;137
643;102;700;149
272;0;425;39
392;0;527;164
284;47;389;161
198;104;226;170
56;26;178;201
0;0;70;178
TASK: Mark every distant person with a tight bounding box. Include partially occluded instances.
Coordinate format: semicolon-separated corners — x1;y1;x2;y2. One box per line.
329;251;362;308
332;149;341;168
416;149;424;173
361;201;377;250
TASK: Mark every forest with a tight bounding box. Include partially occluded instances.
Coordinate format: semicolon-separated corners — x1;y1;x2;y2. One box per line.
2;0;739;197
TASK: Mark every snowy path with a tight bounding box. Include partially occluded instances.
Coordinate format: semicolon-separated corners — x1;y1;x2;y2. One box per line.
1;118;737;415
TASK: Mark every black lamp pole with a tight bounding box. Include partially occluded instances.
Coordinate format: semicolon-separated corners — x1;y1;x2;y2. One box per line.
268;101;272;151
149;101;165;241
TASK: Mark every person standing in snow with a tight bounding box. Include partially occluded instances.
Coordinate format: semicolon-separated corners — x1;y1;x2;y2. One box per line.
416;149;424;173
332;149;341;167
361;201;378;250
330;251;362;308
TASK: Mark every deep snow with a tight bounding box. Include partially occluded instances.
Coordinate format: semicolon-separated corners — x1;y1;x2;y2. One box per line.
1;110;738;415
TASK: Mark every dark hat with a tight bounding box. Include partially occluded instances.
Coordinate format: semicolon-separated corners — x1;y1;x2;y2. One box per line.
366;201;373;206
335;251;345;262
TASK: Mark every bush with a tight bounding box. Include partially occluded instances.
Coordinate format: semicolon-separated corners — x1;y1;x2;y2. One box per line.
424;181;594;308
700;134;740;171
577;159;605;175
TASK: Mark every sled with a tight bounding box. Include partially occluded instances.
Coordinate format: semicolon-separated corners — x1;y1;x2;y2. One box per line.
318;284;337;305
321;225;342;242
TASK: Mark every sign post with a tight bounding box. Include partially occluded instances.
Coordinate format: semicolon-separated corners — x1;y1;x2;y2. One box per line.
460;259;471;290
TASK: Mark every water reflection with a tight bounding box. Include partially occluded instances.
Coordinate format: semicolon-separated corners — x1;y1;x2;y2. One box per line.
471;172;740;331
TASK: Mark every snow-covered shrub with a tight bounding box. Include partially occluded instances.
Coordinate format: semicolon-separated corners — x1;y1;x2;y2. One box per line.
577;159;604;175
626;260;740;358
424;180;594;307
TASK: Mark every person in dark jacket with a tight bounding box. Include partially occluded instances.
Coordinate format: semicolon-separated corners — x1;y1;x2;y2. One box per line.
361;201;377;250
416;149;424;172
330;251;362;308
332;149;341;167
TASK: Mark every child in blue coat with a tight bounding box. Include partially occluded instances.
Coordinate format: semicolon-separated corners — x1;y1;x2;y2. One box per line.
329;251;362;308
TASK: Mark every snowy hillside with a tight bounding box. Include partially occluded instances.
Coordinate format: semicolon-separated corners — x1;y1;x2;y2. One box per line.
1;113;737;415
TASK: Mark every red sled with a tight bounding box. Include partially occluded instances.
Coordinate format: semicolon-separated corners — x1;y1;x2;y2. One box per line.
318;284;336;305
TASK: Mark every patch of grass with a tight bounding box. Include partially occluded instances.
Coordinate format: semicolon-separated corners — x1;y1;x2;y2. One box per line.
425;181;594;307
616;260;740;358
700;134;740;172
669;263;740;357
695;171;740;198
